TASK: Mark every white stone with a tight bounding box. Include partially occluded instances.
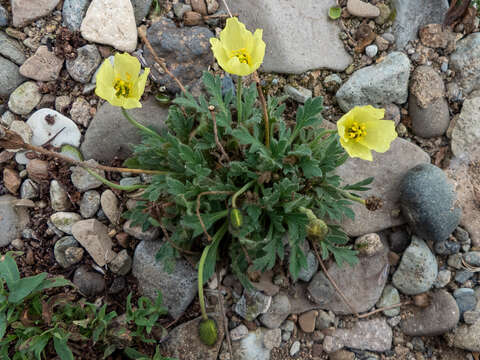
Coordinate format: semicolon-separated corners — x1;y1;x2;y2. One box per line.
16;109;81;164
80;0;137;52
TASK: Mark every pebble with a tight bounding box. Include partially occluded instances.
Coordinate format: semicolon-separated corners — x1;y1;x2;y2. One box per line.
259;294;291;329
20;179;38;199
263;328;281;350
231;330;270;360
1;110;15;127
0;5;7;27
323;74;343;93
50;212;82;234
347;0;380;18
419;24;451;49
336;52;411;112
26;159;49;181
434;269;451;288
453;288;477;316
0;31;26;65
119;177;142;187
131;0;153;25
389;230;410;253
81;0;137;52
455;270;474;285
375;3;391;25
448;253;463;269
19;45;63;81
62;0;90;30
8;81;41;115
66;44;101;83
401;290;459;336
8;120;32;149
392;236;437;295
11;238;24;250
376;285;401;317
173;3;192;18
100;189;120;225
73;265;106;297
354;233;383;257
79;190;101;218
132;239;197;319
71;159;105;192
298;310;317;333
109;249;132;275
434;239;460;255
365;44;378;58
285;85;312;104
454;319;480;351
464;310;480;325
465;252;480;267
123;220;160;241
451;95;480;162
230;324;249;341
315;310;335;330
190;0;207;15
297;250;318;282
290;341;301;356
69;97;92;127
400;164;461;243
235;290;272;321
11;0;60;27
375;35;390;51
54;236;83;268
72;219;116;266
108;276;126;294
55;95;71;113
450;33;480;96
0;56;25;98
50;180;71;211
3;168;21;195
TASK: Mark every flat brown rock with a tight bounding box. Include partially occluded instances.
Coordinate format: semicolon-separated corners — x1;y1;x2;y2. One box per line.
20;46;63;81
71;219;116;266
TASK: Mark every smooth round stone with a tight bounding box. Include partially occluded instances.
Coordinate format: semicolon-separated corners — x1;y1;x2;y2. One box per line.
62;0;90;30
20;179;39;199
73;265;105;297
66;44;101;83
50;180;71;211
297;251;318;282
355;233;384;256
453;288;477;315
79;190;101;218
434;269;451;288
464;252;480;267
290;341;301;356
434;239;460;255
400;164;461;243
376;285;400;317
50;212;82;234
8;81;41;115
365;44;378;58
455;270;474;284
108;249;132;276
54;236;82;268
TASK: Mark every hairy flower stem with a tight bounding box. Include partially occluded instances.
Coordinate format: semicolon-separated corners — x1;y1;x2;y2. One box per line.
254;73;270;149
231;179;255;208
236;76;243;123
198;223;228;320
121;108;163;140
86;169;148;191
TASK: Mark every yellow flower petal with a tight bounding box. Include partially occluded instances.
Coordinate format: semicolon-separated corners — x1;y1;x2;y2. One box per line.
226;57;254;76
340;137;373;161
114;53;140;81
210;38;231;71
220;17;249;52
122;97;142;109
95;58;116;103
350;105;384;123
133;68;150;100
249;29;266;69
360;119;397;153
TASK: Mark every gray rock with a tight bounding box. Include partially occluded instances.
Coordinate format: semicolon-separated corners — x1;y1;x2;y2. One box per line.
162;313;225;360
62;0;90;30
11;0;60;27
109;249;132;276
71;159;104;192
8;81;41;115
376;285;400;317
335;52;411;112
391;0;449;49
324;74;343;93
450;33;480;96
408;66;450;138
231;329;270;360
464;310;480;325
454;288;477;316
434;239;460;255
230;324;249;341
119;177;142;187
235;290;272;321
323;318;392;352
0;31;26;65
400;163;461;243
0;5;7;27
66;44;101;83
465;252;480;267
307;239;389;314
9;120;32;147
1;110;16;127
50;180;71;211
174;3;192;19
451;96;480;162
297;250;318;282
131;0;152;24
20;179;38;199
100;190;120;225
50;212;82;234
455;270;474;285
263;328;281;350
454;319;480;351
355;233;384;257
389;230;410;253
285;85;312;104
72;219;116;266
315;310;335;330
401;290;459;336
54;236;83;268
434;269;451;288
69;97;91;127
455;227;471;244
79;190;100;218
290;341;301;356
0;194;30;247
392;236;437;295
0;56;25;97
448;253;463;269
227;1;352;73
365;44;378;58
123;220;159;241
132;240;197;319
81;97;167;161
335;137;430;237
73;265;105;297
144;18;213;93
258;293;291;329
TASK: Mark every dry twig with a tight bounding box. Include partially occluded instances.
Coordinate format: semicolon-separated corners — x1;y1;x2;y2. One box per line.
220;0;233;17
209;105;230;163
253;72;270;149
216;269;233;359
357;300;412;319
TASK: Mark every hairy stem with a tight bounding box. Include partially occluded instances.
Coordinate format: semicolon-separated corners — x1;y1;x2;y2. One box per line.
231;179;255;208
254;73;270;149
86;169;147;191
236;76;243;123
121;108;163;140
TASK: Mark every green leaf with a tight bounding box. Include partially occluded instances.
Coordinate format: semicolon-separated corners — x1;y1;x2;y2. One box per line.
8;273;47;304
329;6;342;19
182;210;228;238
0;255;20;289
0;312;6;340
124;347;148;359
53;335;73;360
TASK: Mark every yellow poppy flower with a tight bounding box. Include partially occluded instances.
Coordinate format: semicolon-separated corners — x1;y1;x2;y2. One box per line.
337;105;397;161
95;53;150;109
210;17;266;76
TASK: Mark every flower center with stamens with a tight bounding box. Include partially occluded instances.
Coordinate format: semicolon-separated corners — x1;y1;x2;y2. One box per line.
114;73;133;98
230;48;250;64
346;121;367;142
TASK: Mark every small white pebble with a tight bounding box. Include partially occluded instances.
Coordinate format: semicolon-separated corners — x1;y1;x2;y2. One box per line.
365;44;378;58
290;341;301;356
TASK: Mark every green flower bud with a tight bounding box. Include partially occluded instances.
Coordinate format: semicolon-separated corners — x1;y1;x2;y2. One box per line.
307;218;328;241
230;208;243;229
198;318;218;346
